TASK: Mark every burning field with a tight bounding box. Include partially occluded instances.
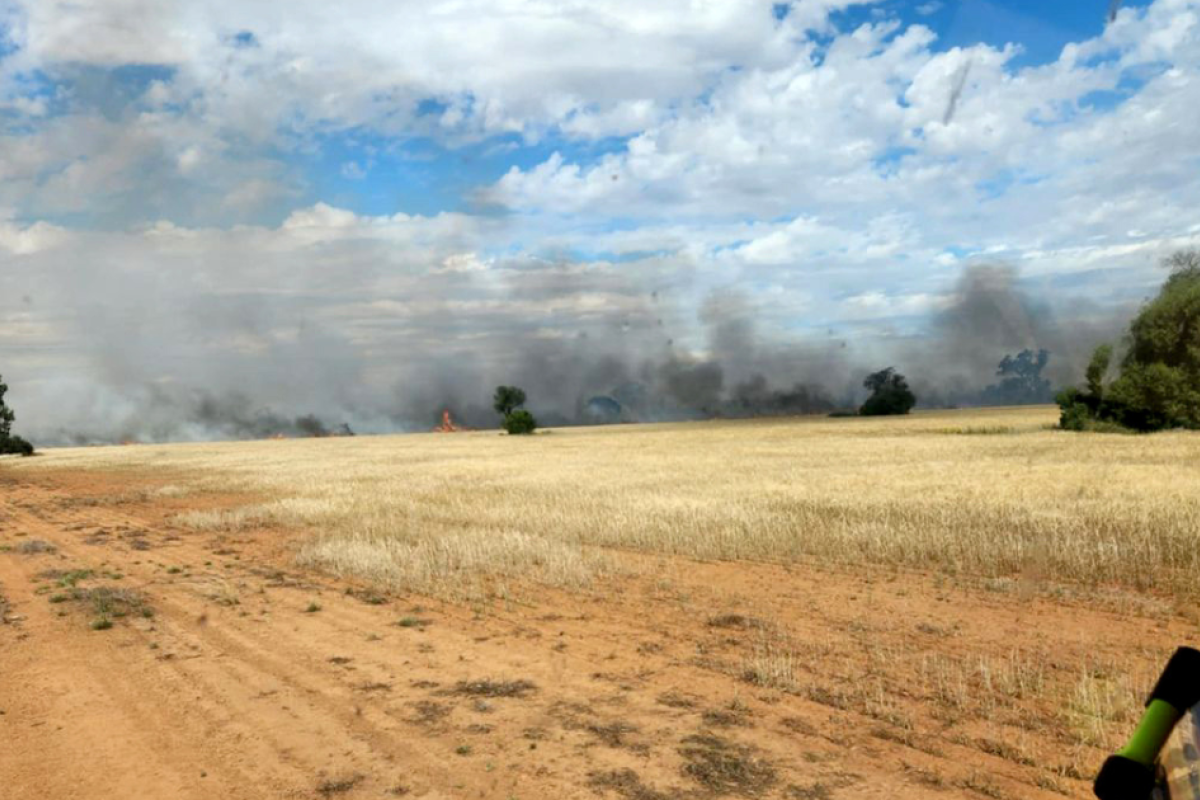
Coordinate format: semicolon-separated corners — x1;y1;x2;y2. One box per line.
3;406;1200;799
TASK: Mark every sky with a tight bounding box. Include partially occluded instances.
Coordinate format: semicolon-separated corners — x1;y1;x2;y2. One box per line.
1;0;1199;441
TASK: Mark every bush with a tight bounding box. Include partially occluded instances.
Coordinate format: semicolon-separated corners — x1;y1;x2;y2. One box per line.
859;368;916;416
1056;390;1091;432
503;410;538;435
0;436;34;457
1056;389;1132;433
1107;362;1199;431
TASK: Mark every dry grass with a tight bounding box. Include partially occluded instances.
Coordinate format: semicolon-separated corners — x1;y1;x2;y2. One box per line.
13;406;1200;601
9;408;1195;794
742;630;798;691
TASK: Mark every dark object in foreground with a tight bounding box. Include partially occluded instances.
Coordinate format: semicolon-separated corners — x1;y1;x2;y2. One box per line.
1094;646;1200;799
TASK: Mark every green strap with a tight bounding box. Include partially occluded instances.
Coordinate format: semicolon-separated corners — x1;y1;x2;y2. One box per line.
1119;699;1184;767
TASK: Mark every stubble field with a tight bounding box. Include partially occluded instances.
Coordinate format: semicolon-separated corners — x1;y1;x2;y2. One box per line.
2;406;1199;799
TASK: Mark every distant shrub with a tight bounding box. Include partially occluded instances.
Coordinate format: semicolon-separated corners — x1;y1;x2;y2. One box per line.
859;368;916;416
0;435;34;456
503;410;538;435
1055;388;1093;432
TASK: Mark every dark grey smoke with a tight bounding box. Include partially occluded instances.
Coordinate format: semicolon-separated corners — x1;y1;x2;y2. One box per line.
728;375;836;416
661;358;724;415
903;264;1132;407
45;386;356;445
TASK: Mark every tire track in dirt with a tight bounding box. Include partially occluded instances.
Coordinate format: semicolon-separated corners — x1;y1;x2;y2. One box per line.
0;478;847;799
0;490;460;799
0;523;254;799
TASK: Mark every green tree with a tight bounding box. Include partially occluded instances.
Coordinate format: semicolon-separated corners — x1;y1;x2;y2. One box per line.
1057;249;1200;431
493;385;527;417
0;375;33;456
0;375;13;441
1105;251;1200;430
859;367;916;416
1086;344;1112;401
502;409;538;435
493;385;537;434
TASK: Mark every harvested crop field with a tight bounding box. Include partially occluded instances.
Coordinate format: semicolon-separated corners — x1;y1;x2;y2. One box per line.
2;406;1199;799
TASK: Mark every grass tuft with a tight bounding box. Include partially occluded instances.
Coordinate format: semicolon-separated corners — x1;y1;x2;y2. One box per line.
679;733;776;796
449;679;538;698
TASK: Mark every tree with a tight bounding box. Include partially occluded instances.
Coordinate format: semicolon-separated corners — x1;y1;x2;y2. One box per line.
1056;249;1200;431
493;386;527;417
1086;344;1112;401
0;375;33;456
0;375;13;441
982;349;1053;405
859;367;916;416
502;409;538;435
493;385;537;434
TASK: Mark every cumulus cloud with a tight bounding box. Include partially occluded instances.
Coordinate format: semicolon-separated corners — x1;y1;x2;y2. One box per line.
3;0;854;142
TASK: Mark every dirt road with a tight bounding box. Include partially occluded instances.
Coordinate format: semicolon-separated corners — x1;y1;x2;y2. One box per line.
0;467;1184;799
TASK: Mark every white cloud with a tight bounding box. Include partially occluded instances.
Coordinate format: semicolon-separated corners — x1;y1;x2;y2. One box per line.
4;0;867;141
487;2;1200;295
842;291;947;320
0;216;68;254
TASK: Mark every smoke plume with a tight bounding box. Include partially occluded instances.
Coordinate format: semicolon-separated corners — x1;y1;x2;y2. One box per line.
3;218;1136;445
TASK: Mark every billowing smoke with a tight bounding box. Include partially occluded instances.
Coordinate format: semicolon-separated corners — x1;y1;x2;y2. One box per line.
39;385;357;445
902;264;1133;407
2;217;1137;445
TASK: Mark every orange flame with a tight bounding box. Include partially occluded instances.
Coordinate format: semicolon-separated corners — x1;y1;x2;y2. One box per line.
433;409;464;432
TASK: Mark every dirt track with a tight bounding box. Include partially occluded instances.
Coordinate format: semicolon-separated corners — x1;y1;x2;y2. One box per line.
1;467;1188;799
